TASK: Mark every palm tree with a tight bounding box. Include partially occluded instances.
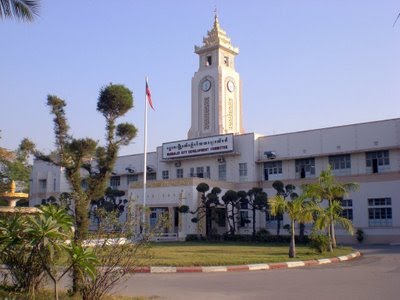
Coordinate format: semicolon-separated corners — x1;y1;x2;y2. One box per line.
0;0;40;21
302;166;358;248
313;200;355;252
269;194;315;258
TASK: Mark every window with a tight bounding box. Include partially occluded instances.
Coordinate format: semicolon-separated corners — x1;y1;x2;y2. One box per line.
240;200;248;210
366;150;390;173
264;161;282;180
38;179;47;192
190;167;195;177
196;167;204;178
149;207;168;231
147;173;156;181
340;199;353;220
215;208;226;227
205;166;211;179
329;154;351;175
162;170;169;180
127;174;138;184
240;210;250;227
295;158;315;178
224;56;229;66
218;164;226;181
176;168;183;179
206;55;212;66
368;198;392;227
110;176;120;187
239;163;247;182
53;178;57;192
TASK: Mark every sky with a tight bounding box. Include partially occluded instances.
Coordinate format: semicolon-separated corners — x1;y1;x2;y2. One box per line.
1;1;399;156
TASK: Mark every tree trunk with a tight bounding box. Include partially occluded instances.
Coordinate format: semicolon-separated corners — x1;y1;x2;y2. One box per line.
328;199;336;248
277;217;281;236
75;199;89;241
289;220;296;258
327;224;333;253
252;207;256;237
331;222;337;248
54;280;59;300
73;265;83;294
206;207;212;239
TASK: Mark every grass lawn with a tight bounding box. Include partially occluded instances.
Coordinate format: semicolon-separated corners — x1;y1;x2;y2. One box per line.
138;242;354;267
0;286;148;300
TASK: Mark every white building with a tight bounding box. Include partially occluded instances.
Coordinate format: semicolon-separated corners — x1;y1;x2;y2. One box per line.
30;16;400;244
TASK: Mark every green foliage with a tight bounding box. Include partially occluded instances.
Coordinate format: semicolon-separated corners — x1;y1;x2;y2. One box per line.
309;233;330;253
255;229;270;241
0;0;40;22
178;205;189;213
196;182;209;194
116;123;137;145
269;195;316;258
91;187;127;221
356;228;364;243
41;84;137;246
271;181;298;236
187;183;222;240
0;138;34;195
79;208;149;300
0;207;98;299
221;190;241;236
282;224;291;233
97;84;133;121
245;187;268;236
0;213;44;293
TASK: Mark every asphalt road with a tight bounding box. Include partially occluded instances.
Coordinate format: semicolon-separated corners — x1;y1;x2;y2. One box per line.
113;245;400;300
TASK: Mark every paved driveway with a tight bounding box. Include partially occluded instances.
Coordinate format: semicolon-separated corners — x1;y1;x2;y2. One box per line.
114;245;400;300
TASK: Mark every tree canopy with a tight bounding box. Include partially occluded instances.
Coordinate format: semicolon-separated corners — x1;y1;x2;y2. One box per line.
0;0;40;22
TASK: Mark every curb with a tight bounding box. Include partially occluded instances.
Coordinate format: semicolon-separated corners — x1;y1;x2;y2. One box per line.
132;251;362;274
0;251;362;274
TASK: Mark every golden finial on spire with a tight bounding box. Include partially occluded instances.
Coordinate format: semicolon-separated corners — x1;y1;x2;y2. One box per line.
213;6;219;29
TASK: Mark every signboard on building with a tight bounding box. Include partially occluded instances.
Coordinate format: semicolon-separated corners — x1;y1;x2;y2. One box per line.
162;134;234;159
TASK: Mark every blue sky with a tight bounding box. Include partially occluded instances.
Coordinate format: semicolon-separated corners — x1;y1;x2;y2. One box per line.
1;1;399;156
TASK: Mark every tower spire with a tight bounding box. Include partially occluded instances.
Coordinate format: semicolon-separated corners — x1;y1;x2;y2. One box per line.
213;7;219;30
194;13;239;55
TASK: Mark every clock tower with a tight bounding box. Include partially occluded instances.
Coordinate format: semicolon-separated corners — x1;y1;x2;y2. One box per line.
188;15;244;139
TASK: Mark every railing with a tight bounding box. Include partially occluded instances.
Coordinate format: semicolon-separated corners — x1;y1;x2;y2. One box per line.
151;233;178;242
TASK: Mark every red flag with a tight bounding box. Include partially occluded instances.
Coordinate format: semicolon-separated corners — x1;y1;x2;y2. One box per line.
146;78;155;110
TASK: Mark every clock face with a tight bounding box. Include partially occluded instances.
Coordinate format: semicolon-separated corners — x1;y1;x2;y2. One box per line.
227;80;235;92
202;80;211;92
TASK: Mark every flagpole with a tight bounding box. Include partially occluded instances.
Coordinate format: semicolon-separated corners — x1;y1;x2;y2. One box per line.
142;76;148;234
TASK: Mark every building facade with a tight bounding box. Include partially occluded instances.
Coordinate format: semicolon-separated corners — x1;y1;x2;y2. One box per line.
29;16;400;244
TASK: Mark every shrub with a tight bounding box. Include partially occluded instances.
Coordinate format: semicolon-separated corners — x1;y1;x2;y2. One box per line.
310;233;329;253
185;234;205;241
255;229;270;242
356;229;364;243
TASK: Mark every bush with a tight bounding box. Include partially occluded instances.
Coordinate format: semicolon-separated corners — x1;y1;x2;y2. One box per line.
184;233;309;244
185;234;205;241
255;229;270;242
356;228;364;243
310;233;329;253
